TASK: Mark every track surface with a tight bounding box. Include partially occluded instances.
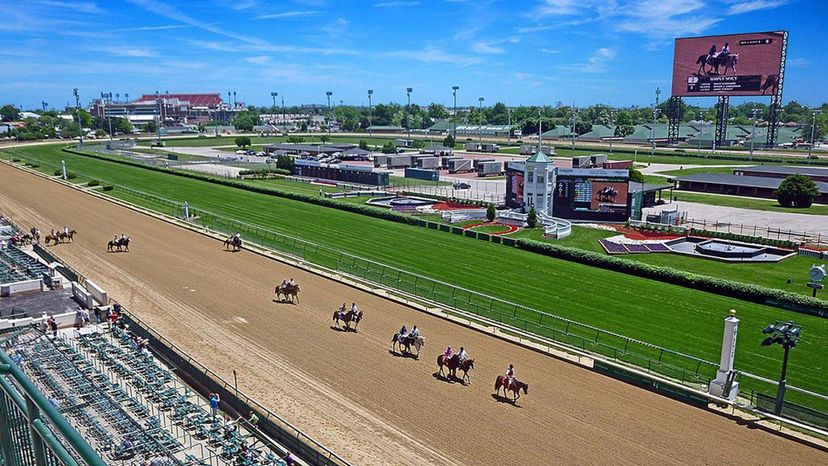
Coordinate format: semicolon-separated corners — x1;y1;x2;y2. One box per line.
0;163;825;465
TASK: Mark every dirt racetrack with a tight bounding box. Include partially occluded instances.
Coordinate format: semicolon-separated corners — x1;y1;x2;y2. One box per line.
0;162;825;465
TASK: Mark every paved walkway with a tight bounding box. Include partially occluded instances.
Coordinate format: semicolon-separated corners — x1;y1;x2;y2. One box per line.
645;201;828;236
639;163;753;177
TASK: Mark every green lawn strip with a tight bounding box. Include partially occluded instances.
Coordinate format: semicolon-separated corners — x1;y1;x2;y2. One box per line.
670;192;828;216
660;166;744;176
507;227;616;253
4;144;828;402
470;224;512;234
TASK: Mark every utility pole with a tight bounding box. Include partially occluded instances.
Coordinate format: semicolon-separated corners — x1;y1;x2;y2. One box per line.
281;94;285;128
367;89;373;138
156;90;162;143
571;107;578;150
507;108;512;145
233;91;237;108
271;92;277;112
749;108;760;159
73;88;83;146
406;87;413;140
610;110;616;154
808;111;819;161
651;107;660;156
478;97;484;144
452;86;459;139
325;91;332;136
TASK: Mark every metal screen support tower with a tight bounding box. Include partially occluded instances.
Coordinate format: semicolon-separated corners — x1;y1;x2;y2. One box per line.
667;96;682;143
766;30;788;148
715;95;729;149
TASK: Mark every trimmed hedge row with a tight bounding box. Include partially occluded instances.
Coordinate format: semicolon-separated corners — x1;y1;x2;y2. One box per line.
238;167;291;177
62;146;828;316
514;238;828;316
688;228;799;249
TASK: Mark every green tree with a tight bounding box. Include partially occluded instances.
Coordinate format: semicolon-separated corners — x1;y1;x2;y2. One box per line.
1;104;20;122
143;121;157;134
443;134;455;147
275;155;294;172
777;174;819;208
235;136;252;148
486;204;496;222
320;135;329;143
629;169;646;183
114;117;133;134
526;206;537;228
232;110;259;132
381;141;397;154
412;139;425;149
358;139;369;150
802;113;828;145
287;136;305;144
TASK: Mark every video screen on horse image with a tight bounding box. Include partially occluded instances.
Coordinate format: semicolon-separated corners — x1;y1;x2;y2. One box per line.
671;31;785;97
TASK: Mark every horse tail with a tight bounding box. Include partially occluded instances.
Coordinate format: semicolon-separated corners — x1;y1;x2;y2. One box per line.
392;333;398;344
494;376;501;391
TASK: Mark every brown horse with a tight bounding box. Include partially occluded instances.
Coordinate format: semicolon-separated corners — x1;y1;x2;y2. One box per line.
275;283;301;303
333;309;363;332
107;237;130;252
58;230;77;243
44;234;61;246
224;236;242;252
494;376;529;403
392;333;425;357
437;354;474;383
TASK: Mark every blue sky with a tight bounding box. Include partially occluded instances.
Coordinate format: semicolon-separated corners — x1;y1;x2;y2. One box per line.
1;0;826;110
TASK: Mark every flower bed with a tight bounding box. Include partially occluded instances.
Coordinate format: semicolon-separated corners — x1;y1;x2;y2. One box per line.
462;222;519;235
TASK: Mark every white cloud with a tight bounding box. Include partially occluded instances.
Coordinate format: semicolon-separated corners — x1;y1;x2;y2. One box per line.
374;1;421;7
32;1;104;14
727;0;789;15
255;11;317;19
539;48;560;54
244;55;271;64
787;57;809;67
100;46;155;57
558;47;616;73
616;0;718;38
111;24;189;32
533;0;584;16
472;42;503;54
385;47;483;66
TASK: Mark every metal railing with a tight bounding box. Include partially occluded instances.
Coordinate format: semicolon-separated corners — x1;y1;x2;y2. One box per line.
681;218;827;248
1;347;107;466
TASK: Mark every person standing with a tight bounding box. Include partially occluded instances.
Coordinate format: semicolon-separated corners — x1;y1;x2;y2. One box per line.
209;393;220;419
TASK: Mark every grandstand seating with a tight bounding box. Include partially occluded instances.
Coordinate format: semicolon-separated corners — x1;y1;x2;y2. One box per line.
0;245;49;283
7;324;287;465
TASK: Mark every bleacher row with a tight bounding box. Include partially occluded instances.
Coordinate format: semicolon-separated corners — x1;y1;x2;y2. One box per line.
78;326;288;466
599;240;671;255
0;244;49;283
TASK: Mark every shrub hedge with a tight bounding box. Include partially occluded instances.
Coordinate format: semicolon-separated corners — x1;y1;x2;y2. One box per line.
514;239;827;316
63;146;828;316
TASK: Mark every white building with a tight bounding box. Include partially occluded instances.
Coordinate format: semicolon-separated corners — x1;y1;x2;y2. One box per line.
522;151;556;215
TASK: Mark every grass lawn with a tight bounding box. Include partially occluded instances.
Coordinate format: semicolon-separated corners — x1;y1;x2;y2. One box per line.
671;191;828;216
4;144;828;406
469;224;512;234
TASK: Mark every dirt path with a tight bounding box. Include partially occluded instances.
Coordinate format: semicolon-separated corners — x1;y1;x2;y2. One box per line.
0;163;825;465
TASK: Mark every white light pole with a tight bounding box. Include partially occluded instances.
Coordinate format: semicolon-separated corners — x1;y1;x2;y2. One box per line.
571;107;578;150
749;108;760;159
808;111;819;161
325;91;332;136
367;89;373;137
651;107;660;156
155;90;162;143
73;88;84;146
609;110;616;154
507;108;512;145
708;309;740;401
478;96;484;144
452;86;459;139
406;87;413;140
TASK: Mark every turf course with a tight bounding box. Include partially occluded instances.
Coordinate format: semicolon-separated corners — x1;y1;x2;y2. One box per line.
3;144;827;405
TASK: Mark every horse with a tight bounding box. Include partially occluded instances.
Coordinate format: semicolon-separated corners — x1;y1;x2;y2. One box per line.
224;236;242;252
44;234;61;246
58;230;77;243
761;74;779;95
494;376;529;403
696;53;738;76
437;354;474;383
333;309;363;332
275;283;301;304
29;227;40;243
391;333;425;357
107;237;130;252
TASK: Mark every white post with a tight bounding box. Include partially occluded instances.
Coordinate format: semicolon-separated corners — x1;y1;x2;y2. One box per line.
708;309;740;400
182;201;190;220
61;160;67;180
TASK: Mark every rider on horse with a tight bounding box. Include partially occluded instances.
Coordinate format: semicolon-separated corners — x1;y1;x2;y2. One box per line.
457;346;468;363
399;324;408;339
409;325;420;339
349;302;358;320
443;346;454;362
720;42;730;59
505;364;515;386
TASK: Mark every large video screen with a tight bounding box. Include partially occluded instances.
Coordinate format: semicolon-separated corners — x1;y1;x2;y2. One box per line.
553;174;629;222
671;31;785;97
505;164;524;209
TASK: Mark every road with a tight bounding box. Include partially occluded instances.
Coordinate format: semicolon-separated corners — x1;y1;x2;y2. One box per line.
0;162;825;465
